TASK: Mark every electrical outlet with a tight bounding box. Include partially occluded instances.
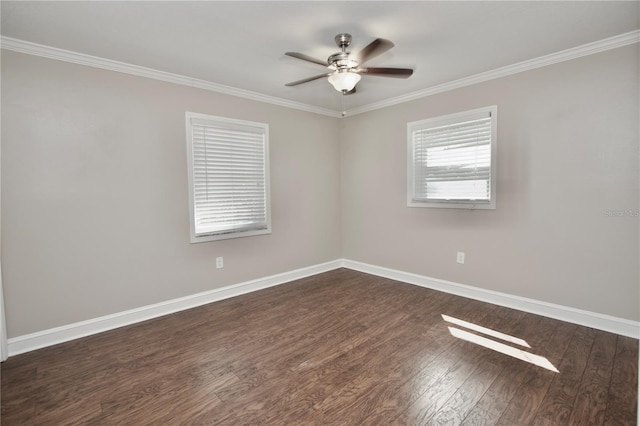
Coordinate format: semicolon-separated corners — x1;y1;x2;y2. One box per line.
456;252;465;264
216;257;224;269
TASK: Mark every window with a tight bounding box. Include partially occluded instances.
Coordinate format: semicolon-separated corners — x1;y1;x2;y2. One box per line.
407;106;497;209
186;112;271;242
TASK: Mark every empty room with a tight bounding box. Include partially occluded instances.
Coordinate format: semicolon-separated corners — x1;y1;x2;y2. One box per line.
1;1;638;424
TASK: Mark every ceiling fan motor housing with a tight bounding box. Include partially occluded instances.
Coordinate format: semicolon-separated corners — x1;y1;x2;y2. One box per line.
329;34;358;69
328;52;358;69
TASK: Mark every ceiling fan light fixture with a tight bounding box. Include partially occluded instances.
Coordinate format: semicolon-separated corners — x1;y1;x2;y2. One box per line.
328;71;361;93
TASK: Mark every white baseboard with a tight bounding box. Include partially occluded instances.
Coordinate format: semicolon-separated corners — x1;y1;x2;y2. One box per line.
7;258;638;357
342;259;640;339
7;260;343;356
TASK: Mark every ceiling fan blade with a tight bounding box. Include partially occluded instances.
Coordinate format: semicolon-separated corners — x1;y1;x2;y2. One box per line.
359;67;413;78
285;73;332;87
354;38;394;65
285;52;327;67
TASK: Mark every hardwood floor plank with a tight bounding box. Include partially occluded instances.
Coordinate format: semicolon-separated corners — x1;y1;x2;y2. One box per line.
458;308;562;426
208;280;442;424
604;335;639;425
429;353;506;424
530;326;597;425
567;330;618;425
99;369;226;424
396;306;550;425
1;269;637;425
494;319;577;425
459;358;531;426
428;307;536;425
261;314;436;424
314;298;495;423
359;305;516;424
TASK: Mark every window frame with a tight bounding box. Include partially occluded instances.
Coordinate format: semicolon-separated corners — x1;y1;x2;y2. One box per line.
185;112;271;243
407;105;497;210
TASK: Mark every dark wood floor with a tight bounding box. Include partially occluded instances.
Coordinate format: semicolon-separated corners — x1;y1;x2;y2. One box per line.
1;268;638;425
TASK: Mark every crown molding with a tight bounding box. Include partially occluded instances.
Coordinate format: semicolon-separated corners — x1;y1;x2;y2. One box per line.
346;29;640;116
2;30;638;118
0;36;341;118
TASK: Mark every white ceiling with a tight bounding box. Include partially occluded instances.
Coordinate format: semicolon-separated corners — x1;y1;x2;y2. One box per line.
2;1;638;114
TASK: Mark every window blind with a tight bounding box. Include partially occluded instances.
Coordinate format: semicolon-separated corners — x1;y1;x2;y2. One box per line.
189;116;269;238
412;112;492;203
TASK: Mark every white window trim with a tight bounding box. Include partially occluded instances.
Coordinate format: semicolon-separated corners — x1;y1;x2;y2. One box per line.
407;105;497;210
186;112;271;243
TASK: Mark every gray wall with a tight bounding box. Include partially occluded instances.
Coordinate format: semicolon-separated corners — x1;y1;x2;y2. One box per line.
1;51;342;337
2;43;638;339
340;45;639;321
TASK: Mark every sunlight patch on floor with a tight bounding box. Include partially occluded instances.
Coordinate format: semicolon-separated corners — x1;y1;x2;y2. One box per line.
441;314;530;348
442;315;559;373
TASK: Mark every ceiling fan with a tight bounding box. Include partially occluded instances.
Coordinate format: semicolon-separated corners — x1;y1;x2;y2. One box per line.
285;33;413;95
